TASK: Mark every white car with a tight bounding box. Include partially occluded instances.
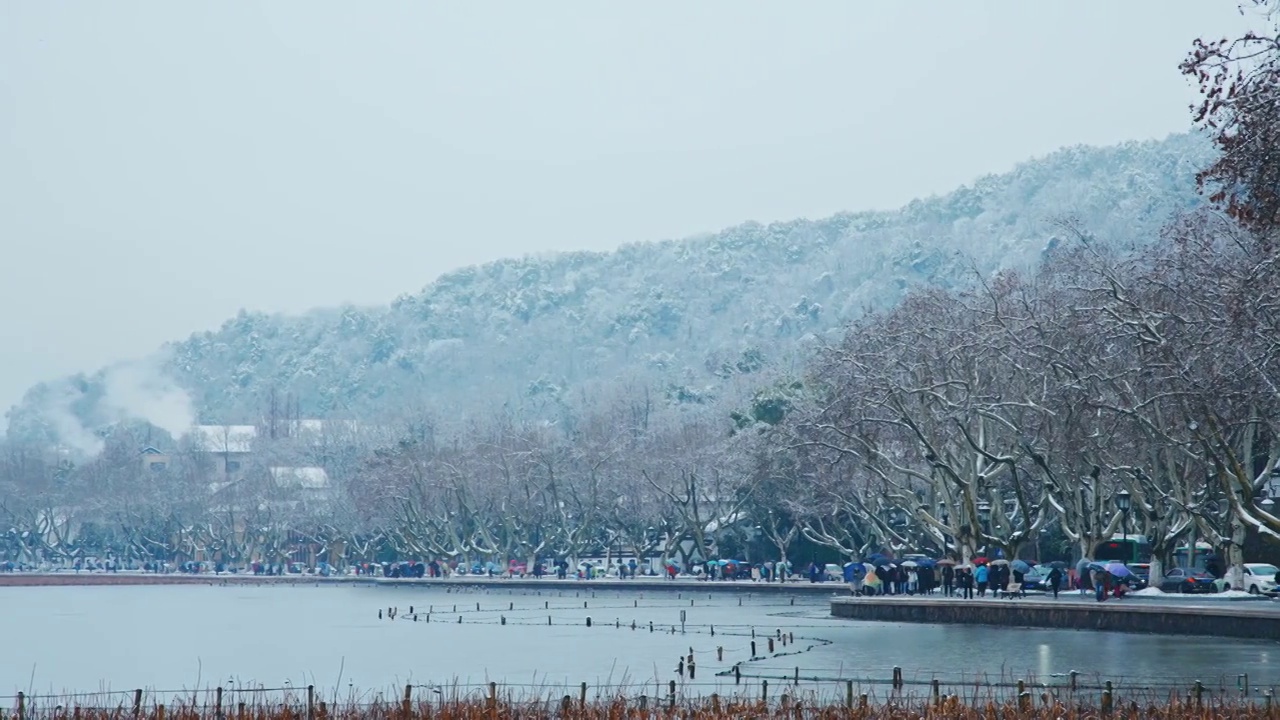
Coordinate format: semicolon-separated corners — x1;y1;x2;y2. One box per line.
1243;563;1279;595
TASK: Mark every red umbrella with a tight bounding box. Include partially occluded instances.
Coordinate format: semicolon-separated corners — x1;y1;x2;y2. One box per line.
973;557;990;566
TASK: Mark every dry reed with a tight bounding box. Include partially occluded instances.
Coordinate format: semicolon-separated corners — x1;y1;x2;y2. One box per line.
3;686;1275;720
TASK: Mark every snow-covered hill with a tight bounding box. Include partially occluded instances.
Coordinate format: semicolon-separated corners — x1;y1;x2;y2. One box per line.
4;133;1212;446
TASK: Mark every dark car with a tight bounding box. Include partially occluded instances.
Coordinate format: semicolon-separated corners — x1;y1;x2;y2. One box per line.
1021;566;1066;592
1158;567;1217;594
1126;563;1151;590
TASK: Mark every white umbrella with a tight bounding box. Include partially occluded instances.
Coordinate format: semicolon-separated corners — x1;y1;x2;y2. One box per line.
901;560;919;568
989;559;1010;566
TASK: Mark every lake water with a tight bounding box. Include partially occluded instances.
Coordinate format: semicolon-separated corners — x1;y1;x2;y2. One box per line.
3;582;1277;703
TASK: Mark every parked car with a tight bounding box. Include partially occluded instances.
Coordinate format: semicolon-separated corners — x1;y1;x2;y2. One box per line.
1126;563;1151;590
1021;566;1064;592
1243;563;1279;595
1158;567;1218;594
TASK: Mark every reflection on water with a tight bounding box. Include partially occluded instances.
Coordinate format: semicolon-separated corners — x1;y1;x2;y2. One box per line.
0;584;1275;699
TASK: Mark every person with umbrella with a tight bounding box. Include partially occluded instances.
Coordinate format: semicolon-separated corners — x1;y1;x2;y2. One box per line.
974;561;990;597
958;564;974;599
1092;563;1109;602
939;559;956;597
1010;559;1031;598
1105;562;1132;599
1047;564;1063;599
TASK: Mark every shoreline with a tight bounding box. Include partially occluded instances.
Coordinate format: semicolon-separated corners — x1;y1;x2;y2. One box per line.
831;595;1280;640
0;572;364;587
0;571;847;593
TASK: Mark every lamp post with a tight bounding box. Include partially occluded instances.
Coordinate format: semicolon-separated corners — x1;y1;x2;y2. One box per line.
1115;489;1132;543
939;505;950;557
976;501;991;557
1028;503;1041;562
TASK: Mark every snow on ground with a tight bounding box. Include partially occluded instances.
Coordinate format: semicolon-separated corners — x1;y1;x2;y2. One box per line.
1130;587;1266;600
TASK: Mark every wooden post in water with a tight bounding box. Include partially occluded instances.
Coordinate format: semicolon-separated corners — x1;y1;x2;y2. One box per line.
932;679;940;706
845;680;854;709
157;704;165;720
579;682;587;709
402;684;412;720
237;702;246;720
761;680;768;705
668;681;676;711
1103;681;1114;715
307;685;315;720
215;687;224;720
735;666;741;685
16;692;24;720
1194;680;1204;708
487;682;496;718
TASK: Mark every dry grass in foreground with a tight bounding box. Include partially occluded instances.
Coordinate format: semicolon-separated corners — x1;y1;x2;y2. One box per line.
3;692;1278;720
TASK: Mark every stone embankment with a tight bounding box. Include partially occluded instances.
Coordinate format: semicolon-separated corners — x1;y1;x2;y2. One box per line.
0;571;848;593
831;595;1280;640
0;572;346;587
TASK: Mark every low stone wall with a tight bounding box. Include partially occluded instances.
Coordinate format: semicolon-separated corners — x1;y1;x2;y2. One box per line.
830;596;1280;640
377;576;845;595
0;572;342;587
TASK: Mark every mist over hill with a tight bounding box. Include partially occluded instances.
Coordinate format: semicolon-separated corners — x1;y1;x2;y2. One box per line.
4;133;1211;450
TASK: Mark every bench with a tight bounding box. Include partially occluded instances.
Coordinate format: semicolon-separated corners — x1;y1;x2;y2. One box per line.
998;582;1022;599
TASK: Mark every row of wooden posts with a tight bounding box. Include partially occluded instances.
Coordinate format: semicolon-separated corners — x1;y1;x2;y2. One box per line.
9;676;1272;720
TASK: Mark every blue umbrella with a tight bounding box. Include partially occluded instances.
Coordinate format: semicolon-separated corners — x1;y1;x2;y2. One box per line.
1011;559;1033;574
916;558;937;568
1105;562;1131;577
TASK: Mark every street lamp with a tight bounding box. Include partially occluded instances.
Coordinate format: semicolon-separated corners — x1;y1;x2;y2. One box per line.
976;501;991;557
1115;489;1132;542
937;504;951;556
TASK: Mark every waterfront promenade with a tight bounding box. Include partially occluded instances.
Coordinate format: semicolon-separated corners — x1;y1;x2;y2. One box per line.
0;570;842;592
830;594;1280;640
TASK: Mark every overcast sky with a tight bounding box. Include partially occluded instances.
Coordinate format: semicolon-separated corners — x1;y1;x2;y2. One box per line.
0;2;1260;415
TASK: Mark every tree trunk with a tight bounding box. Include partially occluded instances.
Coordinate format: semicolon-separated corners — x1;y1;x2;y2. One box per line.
1148;557;1164;588
1227;514;1246;590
